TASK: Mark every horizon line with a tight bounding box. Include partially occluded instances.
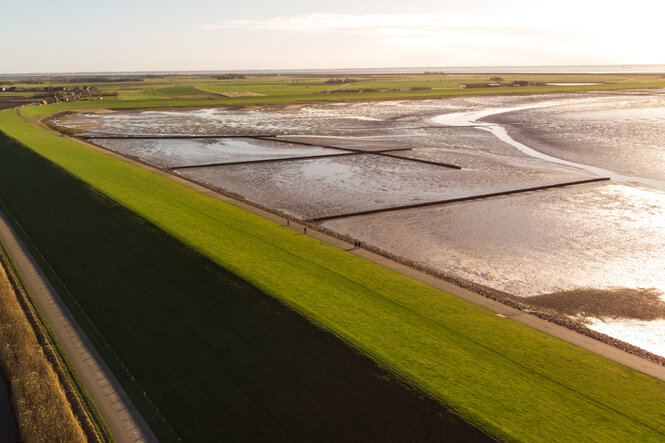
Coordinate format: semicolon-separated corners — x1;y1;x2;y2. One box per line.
3;63;665;77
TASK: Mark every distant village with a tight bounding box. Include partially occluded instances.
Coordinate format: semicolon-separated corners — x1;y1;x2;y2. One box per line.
1;85;103;104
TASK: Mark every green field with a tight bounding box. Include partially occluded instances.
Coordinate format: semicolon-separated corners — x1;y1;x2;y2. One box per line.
2;107;665;441
145;85;217;96
7;72;665;119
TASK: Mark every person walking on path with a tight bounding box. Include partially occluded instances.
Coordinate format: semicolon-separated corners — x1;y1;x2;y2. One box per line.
304;227;307;235
287;219;290;227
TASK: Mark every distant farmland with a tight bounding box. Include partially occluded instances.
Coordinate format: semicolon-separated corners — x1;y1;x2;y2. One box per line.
12;72;665;119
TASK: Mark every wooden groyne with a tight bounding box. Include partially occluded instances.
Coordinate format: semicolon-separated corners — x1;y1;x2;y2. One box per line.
311;177;611;222
171;151;361;170
260;137;462;169
81;134;278;139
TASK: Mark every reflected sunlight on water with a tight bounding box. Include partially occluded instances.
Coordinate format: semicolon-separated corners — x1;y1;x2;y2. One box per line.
587;318;665;357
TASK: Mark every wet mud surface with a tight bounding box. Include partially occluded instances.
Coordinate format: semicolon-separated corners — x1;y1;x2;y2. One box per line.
177;152;590;219
528;288;665;321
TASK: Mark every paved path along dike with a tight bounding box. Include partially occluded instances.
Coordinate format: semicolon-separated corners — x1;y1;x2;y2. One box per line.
0;209;157;443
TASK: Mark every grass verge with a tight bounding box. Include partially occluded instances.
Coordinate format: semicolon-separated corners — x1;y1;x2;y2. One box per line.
1;108;665;441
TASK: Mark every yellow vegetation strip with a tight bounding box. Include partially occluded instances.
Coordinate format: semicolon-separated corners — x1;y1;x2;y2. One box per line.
0;240;98;441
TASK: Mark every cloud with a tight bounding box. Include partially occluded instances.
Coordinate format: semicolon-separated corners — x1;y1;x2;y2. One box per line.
201;13;537;34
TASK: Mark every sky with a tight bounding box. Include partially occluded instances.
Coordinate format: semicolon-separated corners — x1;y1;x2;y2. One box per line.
2;0;665;74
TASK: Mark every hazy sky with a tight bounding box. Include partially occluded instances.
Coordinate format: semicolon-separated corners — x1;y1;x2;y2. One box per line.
2;0;664;73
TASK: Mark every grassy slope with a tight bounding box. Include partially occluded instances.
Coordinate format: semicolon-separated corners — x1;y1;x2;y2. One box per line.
2;109;665;441
0;132;488;442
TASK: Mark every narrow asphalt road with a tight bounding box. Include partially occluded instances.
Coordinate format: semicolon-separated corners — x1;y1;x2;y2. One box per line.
0;208;157;443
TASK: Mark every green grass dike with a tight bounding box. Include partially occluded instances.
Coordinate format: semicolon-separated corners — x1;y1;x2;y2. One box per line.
0;129;489;442
1;108;665;441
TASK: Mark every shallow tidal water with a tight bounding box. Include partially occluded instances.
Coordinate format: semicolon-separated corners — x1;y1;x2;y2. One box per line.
93;137;345;168
56;91;665;357
486;92;665;184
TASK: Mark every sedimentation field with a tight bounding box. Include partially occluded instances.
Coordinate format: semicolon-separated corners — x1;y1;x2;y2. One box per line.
2;99;665;441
